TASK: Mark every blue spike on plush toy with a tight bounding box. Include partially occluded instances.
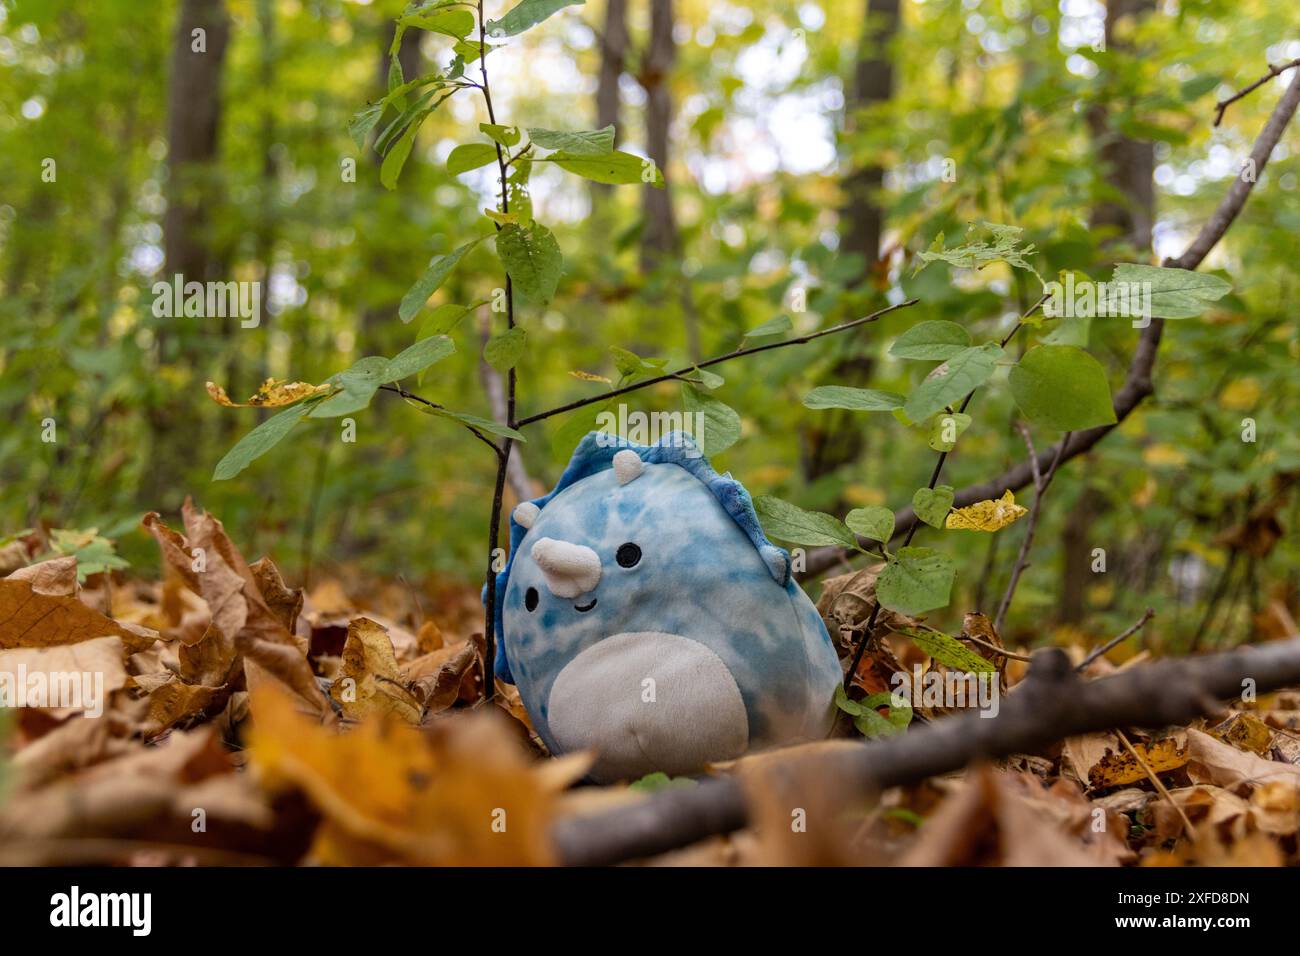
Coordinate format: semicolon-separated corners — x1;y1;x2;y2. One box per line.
491;431;842;782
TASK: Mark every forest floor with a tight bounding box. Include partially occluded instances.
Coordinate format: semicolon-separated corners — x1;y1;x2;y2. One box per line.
2;500;1299;866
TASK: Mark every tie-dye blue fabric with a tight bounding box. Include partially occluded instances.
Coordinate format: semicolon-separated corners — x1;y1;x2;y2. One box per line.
491;431;842;777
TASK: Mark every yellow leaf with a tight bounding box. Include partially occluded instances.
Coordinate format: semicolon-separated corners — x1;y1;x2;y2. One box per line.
485;208;520;225
206;378;329;408
1089;737;1187;789
248;684;572;865
1219;378;1260;411
1142;443;1187;468
944;490;1028;532
330;617;423;723
568;370;611;383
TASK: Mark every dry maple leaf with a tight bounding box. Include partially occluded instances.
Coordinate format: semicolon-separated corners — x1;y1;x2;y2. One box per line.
944;490;1028;532
142;502;328;719
330;617;423;723
1089;737;1188;790
0;577;155;652
205;378;329;408
248;683;576;865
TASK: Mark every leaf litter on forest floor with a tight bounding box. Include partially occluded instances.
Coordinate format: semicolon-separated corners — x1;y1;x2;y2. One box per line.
2;501;1300;866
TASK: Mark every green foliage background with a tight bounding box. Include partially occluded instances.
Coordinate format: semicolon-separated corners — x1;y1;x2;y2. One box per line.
1;0;1298;650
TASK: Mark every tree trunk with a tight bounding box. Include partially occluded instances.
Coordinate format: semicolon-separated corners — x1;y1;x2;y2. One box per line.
162;0;231;361
595;0;628;147
802;0;900;486
839;0;899;283
1060;0;1157;622
638;0;699;360
1086;0;1156;250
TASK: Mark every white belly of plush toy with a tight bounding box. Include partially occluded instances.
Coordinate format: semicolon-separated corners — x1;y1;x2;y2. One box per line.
546;631;750;781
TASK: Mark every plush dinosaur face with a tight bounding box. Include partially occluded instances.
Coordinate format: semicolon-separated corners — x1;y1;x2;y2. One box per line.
493;433;841;782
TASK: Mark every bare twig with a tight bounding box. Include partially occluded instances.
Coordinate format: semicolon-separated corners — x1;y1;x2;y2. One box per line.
1214;58;1300;126
1116;728;1196;842
513;299;920;427
1077;607;1156;672
992;424;1071;633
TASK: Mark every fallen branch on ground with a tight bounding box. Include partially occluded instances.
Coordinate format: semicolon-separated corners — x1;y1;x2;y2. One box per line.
552;635;1300;865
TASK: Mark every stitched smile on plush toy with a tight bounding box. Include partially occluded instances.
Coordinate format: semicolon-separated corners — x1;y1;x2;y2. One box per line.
573;598;597;612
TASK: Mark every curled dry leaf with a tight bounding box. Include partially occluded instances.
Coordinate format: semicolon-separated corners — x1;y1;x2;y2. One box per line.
142;500;328;719
205;377;329;408
0;577;155;653
330;617;423;723
0;636;128;719
944;490;1028;532
1186;728;1300;789
248;683;568;865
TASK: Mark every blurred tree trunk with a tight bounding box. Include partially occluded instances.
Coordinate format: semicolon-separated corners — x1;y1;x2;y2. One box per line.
801;0;899;486
839;0;899;283
1059;0;1156;624
161;0;231;363
595;0;628;150
638;0;699;360
640;0;676;269
1086;0;1155;250
151;0;230;510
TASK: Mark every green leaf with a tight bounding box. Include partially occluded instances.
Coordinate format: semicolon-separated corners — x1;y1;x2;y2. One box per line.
902;629;996;674
1042;317;1091;347
527;125;614;154
484;327;528;372
753;495;857;549
845;506;894;543
681;384;741;456
926;411;971;452
447;142;499;175
417;301;481;339
916;221;1041;281
1111;263;1232;319
890;320;972;360
419;404;526;442
744;315;793;339
902;343;1002;423
213;403;313;481
496;220;562;305
834;685;912;738
912;485;955;530
609;346;665;378
380;122;418;190
384;335;455;383
876;547;956;616
1009;345;1117;431
487;0;585;38
399;238;485;323
803;386;905;411
547;150;664;187
310;356;390;418
399;7;476;38
480;123;521;147
1180;74;1220;101
348;103;383;151
690;367;725;389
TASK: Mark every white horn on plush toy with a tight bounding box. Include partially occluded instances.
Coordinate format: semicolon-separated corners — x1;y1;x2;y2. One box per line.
530;537;602;598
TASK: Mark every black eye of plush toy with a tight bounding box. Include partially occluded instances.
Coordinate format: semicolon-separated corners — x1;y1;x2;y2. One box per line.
525;586;539;612
616;542;642;568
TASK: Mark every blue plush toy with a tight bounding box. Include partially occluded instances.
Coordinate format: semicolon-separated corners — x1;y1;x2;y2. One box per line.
492;431;842;782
